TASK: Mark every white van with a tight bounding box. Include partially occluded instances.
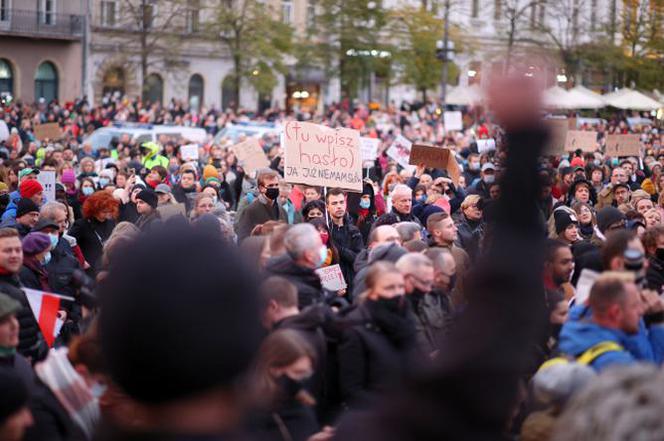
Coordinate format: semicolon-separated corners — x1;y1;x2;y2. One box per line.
83;123;208;152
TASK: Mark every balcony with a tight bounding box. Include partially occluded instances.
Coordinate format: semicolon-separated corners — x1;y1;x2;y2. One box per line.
0;9;84;40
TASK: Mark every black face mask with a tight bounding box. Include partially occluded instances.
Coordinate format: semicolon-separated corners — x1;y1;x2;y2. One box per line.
0;193;9;207
275;375;305;399
410;288;428;301
265;187;279;201
375;295;406;315
657;248;664;261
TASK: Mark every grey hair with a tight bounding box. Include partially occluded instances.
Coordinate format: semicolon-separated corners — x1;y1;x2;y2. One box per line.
390;184;412;199
552;364;664;441
395;222;421;243
395;252;433;276
40;201;68;220
284;223;319;260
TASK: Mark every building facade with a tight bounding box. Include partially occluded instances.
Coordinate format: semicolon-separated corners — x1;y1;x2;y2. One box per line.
0;0;87;103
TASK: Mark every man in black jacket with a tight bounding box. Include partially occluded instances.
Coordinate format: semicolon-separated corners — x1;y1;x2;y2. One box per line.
235;168;287;241
326;188;364;293
0;228;47;362
643;225;664;292
386;184;421;225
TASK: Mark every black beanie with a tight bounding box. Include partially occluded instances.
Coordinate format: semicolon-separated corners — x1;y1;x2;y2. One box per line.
554;209;578;235
136;190;158;209
98;221;261;404
16;198;40;218
0;367;29;424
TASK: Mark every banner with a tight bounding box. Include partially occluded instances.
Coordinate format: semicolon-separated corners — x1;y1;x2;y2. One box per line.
605;134;641;157
315;264;347;291
409;144;450;169
564;130;597;152
33;123;63;141
443;111;463;131
476;139;496;154
233;137;269;174
386;135;414;171
180;144;199;161
360;137;380;162
37;171;56;202
544;119;569;156
283;121;362;191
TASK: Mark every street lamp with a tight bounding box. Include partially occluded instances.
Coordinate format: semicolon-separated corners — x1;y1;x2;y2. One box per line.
437;0;454;106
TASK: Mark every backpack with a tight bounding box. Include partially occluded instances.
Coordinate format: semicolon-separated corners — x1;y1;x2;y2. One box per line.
539;340;624;372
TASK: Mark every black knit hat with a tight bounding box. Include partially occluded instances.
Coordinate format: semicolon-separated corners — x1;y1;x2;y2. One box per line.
136;190;158;209
554;209;578;235
0;367;29;425
98;221;261;404
16;198;39;218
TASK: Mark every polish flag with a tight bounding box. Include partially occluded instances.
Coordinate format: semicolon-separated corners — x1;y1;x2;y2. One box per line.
24;289;73;347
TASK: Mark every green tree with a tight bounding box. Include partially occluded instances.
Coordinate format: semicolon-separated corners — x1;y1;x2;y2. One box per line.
208;0;293;109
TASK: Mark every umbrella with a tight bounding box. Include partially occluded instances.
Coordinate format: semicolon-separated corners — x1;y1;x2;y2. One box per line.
565;87;605;109
569;85;606;108
542;86;572;109
605;89;663;110
445;84;482;106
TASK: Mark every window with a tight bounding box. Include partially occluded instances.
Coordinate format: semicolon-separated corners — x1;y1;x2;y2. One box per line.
590;0;597;30
471;0;479;18
0;59;13;95
42;0;56;25
188;74;204;109
141;2;155;30
529;3;537;28
282;0;293;24
102;67;125;96
494;0;501;19
0;0;10;22
307;0;316;28
538;1;546;27
34;61;58;102
143;73;163;103
101;1;116;27
221;75;238;111
186;0;200;33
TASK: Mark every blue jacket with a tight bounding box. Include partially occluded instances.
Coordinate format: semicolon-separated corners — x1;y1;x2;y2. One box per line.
1;190;21;222
558;305;664;372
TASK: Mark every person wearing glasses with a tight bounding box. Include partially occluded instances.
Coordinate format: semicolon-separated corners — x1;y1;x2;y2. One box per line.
235;168;288;241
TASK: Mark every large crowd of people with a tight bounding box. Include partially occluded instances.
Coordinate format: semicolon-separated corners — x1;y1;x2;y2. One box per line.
1;77;664;441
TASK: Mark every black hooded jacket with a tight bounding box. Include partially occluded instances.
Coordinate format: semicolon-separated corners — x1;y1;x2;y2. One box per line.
265;254;324;308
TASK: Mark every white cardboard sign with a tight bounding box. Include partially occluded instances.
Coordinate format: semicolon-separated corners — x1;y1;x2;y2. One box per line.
360;137;380;162
386;135;414;171
444;111;463;131
315;264;347;291
477;138;496;153
38;171;56;202
180;144;199;161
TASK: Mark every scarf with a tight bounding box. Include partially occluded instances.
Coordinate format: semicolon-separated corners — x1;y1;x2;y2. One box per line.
35;348;99;439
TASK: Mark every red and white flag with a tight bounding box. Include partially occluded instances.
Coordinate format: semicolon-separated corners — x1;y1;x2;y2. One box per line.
24;289;73;347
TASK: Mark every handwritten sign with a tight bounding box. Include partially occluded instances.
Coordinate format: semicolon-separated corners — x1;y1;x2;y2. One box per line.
476;138;496;154
446;151;461;186
544;119;569;156
233;137;269;174
443;111;463;131
180;144;199;161
605;134;641;157
315;264;347;291
37;171;55;202
33;123;62;141
564;130;597;152
574;269;600;306
386;135;414;171
283;121;362;191
360;137;380;162
409;144;450;169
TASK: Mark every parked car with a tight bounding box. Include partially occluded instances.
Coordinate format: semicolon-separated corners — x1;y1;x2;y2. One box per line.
213;122;280;144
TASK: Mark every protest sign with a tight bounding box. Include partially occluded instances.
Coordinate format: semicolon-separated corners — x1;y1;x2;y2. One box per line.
605;134;641;157
37;171;56;202
157;203;187;220
574;269;600;306
283;121;362;191
443;111;463;131
386;135;414;171
233;137;269;174
476;139;496;154
360;137;380;162
33;123;62;141
180;144;199;161
564;130;597;152
315;264;347;292
409;144;450;169
446;151;461;186
544;119;569;156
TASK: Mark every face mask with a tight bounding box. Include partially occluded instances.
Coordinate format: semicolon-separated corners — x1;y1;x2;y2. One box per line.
611;158;619;166
359;199;371;209
99;178;110;187
469;162;480;171
275;375;305;399
418;195;427;204
49;234;58;250
0;193;9;206
320;232;329;245
483;175;495;184
265;187;279;201
41;251;51;265
317;245;327;268
375;295;405;314
82;187;94;196
593;159;601;166
90;382;107;399
656;248;664;261
211;195;218;205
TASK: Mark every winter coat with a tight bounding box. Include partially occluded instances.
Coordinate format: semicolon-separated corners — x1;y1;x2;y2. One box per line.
388;207;422;226
236;197;288;241
249;398;319;441
68;218;115;274
135;210;161;231
265;254;324;308
329;216;364;293
20;257;51;292
118;202;139;224
0;272;47;361
45;238;81;301
1;190;21;223
647;255;664;293
558;305;664;371
408;292;452;355
24;379;87;441
0;352;35;392
171;185;197;214
455;217;483;262
0;216;33;238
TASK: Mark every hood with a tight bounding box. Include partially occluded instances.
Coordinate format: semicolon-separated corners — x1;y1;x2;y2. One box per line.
347;182;376;216
558;305;627;356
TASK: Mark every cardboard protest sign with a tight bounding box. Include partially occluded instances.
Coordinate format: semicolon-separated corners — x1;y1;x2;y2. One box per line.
409;144;450;169
386;135;414;171
564;130;597;152
233;137;269;174
283;121;362;191
315;264;347;291
37;171;56;202
574;269;599;306
476;139;496;154
544;119;569;156
443;111;463;131
180;144;199;161
446;151;461;186
33;123;62;141
605;134;641;157
157;203;186;220
360;137;380;162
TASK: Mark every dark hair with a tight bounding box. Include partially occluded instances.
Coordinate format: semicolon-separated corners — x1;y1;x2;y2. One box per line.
259;276;298;310
150;165;168;180
373;212;399;228
426;211;451;232
302;199;326;219
643;225;664;254
601;230;636;270
325;187;345;203
181;169;196;178
544;238;569;263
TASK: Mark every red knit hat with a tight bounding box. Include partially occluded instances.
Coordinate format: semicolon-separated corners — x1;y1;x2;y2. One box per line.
19;179;43;199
